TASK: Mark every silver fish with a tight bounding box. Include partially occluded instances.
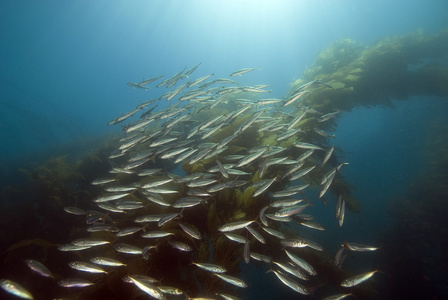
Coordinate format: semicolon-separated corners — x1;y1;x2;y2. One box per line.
25;259;53;278
214;274;247;288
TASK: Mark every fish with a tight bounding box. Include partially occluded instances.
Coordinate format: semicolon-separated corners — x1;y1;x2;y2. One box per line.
90;257;126;267
168;240;193;252
322;146;335;166
224;233;248;244
253;177;276;197
250;252;272;263
57;278;94;288
129;275;165;300
63;206;87;215
318;110;340;122
114;243;143;255
261;227;285;239
314;128;335;138
270;269;310;295
108;108;142;125
229;67;260;77
218;220;254;232
25;259;53;278
141;231;175;238
184;62;202;78
0;279;34;299
322;293;352;300
338;197;346;227
341;270;379;287
246;226;266;244
193;262;227;273
294;142;324;151
179;223;202;240
214;274;247;288
285;250;317;276
333;247;347;269
282;90;310;107
273;261;309;281
69;261;108;274
342;242;379;251
138;75;163;87
280;239;309;248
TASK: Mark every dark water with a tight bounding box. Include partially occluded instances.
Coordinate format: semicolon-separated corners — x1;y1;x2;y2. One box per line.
1;1;448;299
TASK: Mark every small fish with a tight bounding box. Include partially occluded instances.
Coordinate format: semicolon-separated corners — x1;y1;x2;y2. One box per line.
265;214;292;222
69;261;108;274
261;227;285;239
138;75;163;87
273;261;309;281
229;67;260;77
282;90;310;107
341;270;379;287
281;239;309;248
218;220;254;232
294;142;324;151
25;259;53;278
140;178;173;189
338;197;345;227
224;233;248;244
193;262;227;273
0;279;34;299
216;160;229;179
285;250;317;276
275;204;308;217
63;206;87;216
93;193;130;203
90;257;126;267
270;269;310;295
173;197;204;208
286;110;307;130
217;293;242;300
58;244;92;252
333;247;346;269
158;285;184;295
319;171;336;198
71;238;110;247
130;276;165;300
318;110;340;122
57;278;94;288
322;146;335;166
168;240;193;252
259;206;269;227
253;177;276;197
117;227;142;237
179;223;202;240
243;240;250;264
246;226;266;244
114;243;143;255
322;293;352;300
342;242;379;252
141;231;175;238
215;274;247;288
250;252;272;263
314;128;335;138
300;221;326;231
289;166;315;181
270;199;304;208
91;178;116;185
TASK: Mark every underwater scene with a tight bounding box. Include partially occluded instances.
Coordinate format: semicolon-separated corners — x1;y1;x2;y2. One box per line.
1;1;448;300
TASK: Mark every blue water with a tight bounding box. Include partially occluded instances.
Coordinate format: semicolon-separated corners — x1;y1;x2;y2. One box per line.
1;0;447;159
1;1;448;299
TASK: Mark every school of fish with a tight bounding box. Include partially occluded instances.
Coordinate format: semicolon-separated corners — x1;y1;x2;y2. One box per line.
1;64;380;300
